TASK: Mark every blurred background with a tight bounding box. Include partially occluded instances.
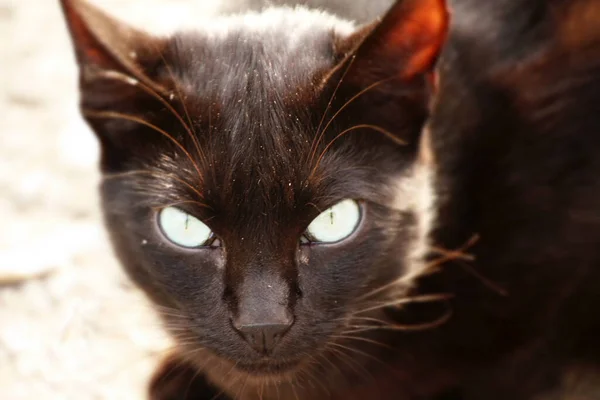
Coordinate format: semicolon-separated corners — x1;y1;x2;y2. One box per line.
0;0;391;398
0;1;193;399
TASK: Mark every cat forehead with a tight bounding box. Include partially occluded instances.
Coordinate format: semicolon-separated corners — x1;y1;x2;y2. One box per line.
182;7;356;43
163;7;356;99
146;9;363;208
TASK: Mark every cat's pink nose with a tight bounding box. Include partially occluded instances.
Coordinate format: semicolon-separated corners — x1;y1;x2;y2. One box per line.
233;320;292;355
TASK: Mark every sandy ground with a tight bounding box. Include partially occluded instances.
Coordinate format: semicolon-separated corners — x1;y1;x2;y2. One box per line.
0;1;222;399
0;1;392;398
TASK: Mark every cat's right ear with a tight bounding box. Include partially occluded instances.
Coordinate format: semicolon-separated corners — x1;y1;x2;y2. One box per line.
333;0;449;85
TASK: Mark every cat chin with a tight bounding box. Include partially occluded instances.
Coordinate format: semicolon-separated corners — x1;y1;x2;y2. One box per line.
183;346;306;381
197;354;310;393
233;359;303;377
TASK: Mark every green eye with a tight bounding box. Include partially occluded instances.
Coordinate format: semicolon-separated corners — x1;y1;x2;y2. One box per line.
158;207;214;248
305;199;361;243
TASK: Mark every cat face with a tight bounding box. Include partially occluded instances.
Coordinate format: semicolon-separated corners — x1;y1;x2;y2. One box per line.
61;0;447;381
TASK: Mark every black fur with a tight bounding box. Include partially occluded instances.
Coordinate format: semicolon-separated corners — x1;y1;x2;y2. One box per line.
60;0;450;399
420;0;600;398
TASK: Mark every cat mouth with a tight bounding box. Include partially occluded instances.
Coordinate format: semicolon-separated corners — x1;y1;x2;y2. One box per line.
234;359;301;376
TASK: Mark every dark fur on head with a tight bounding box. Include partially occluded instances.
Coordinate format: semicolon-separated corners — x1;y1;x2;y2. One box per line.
60;0;451;399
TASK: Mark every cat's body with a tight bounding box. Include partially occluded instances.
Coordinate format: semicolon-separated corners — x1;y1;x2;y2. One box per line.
421;0;600;397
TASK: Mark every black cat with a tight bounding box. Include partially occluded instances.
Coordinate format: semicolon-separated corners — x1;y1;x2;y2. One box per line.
60;0;600;397
59;0;451;399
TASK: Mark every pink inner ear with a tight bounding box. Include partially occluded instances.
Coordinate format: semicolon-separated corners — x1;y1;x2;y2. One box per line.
385;0;449;79
558;0;600;48
62;1;115;68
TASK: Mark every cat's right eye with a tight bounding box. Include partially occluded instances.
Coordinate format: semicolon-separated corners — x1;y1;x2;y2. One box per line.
158;206;216;248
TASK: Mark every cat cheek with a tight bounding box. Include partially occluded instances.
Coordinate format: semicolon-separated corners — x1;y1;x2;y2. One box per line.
418;126;436;167
390;165;437;282
297;246;310;265
213;249;227;270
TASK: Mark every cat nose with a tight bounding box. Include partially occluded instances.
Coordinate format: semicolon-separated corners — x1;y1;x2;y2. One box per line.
233;318;293;355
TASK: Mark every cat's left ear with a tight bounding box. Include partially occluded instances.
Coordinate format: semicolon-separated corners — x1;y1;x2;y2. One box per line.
60;0;173;171
338;0;449;84
60;0;167;93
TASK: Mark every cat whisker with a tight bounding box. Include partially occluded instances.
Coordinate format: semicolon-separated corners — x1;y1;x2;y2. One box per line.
158;349;209;400
457;259;508;296
150;352;189;392
154;304;186;314
150;199;212;212
430;245;476;262
290;363;307;391
309;124;406;181
163;326;193;332
328;338;394;394
296;354;319;389
298;356;330;396
429;236;508;297
154;48;191;126
155;49;210;169
83;110;204;185
308;76;396;169
94;69;208;171
351;293;453;316
352;255;450;304
320;347;357;387
257;379;265;400
346;304;454;333
272;373;281;399
313;351;344;383
331;333;393;350
206;362;241;400
333;315;392;326
340;326;382;335
159;315;189;324
414;233;481;277
356;235;480;303
306;164;383;190
165;332;198;341
102;169;207;204
289;374;301;400
309;55;357;165
325;342;377;382
166;332;200;343
210;379;235;400
183;365;203;399
154;303;191;314
234;373;251;400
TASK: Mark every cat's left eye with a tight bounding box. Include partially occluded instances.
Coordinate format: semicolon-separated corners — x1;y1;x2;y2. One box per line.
304;199;361;244
158;206;217;248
